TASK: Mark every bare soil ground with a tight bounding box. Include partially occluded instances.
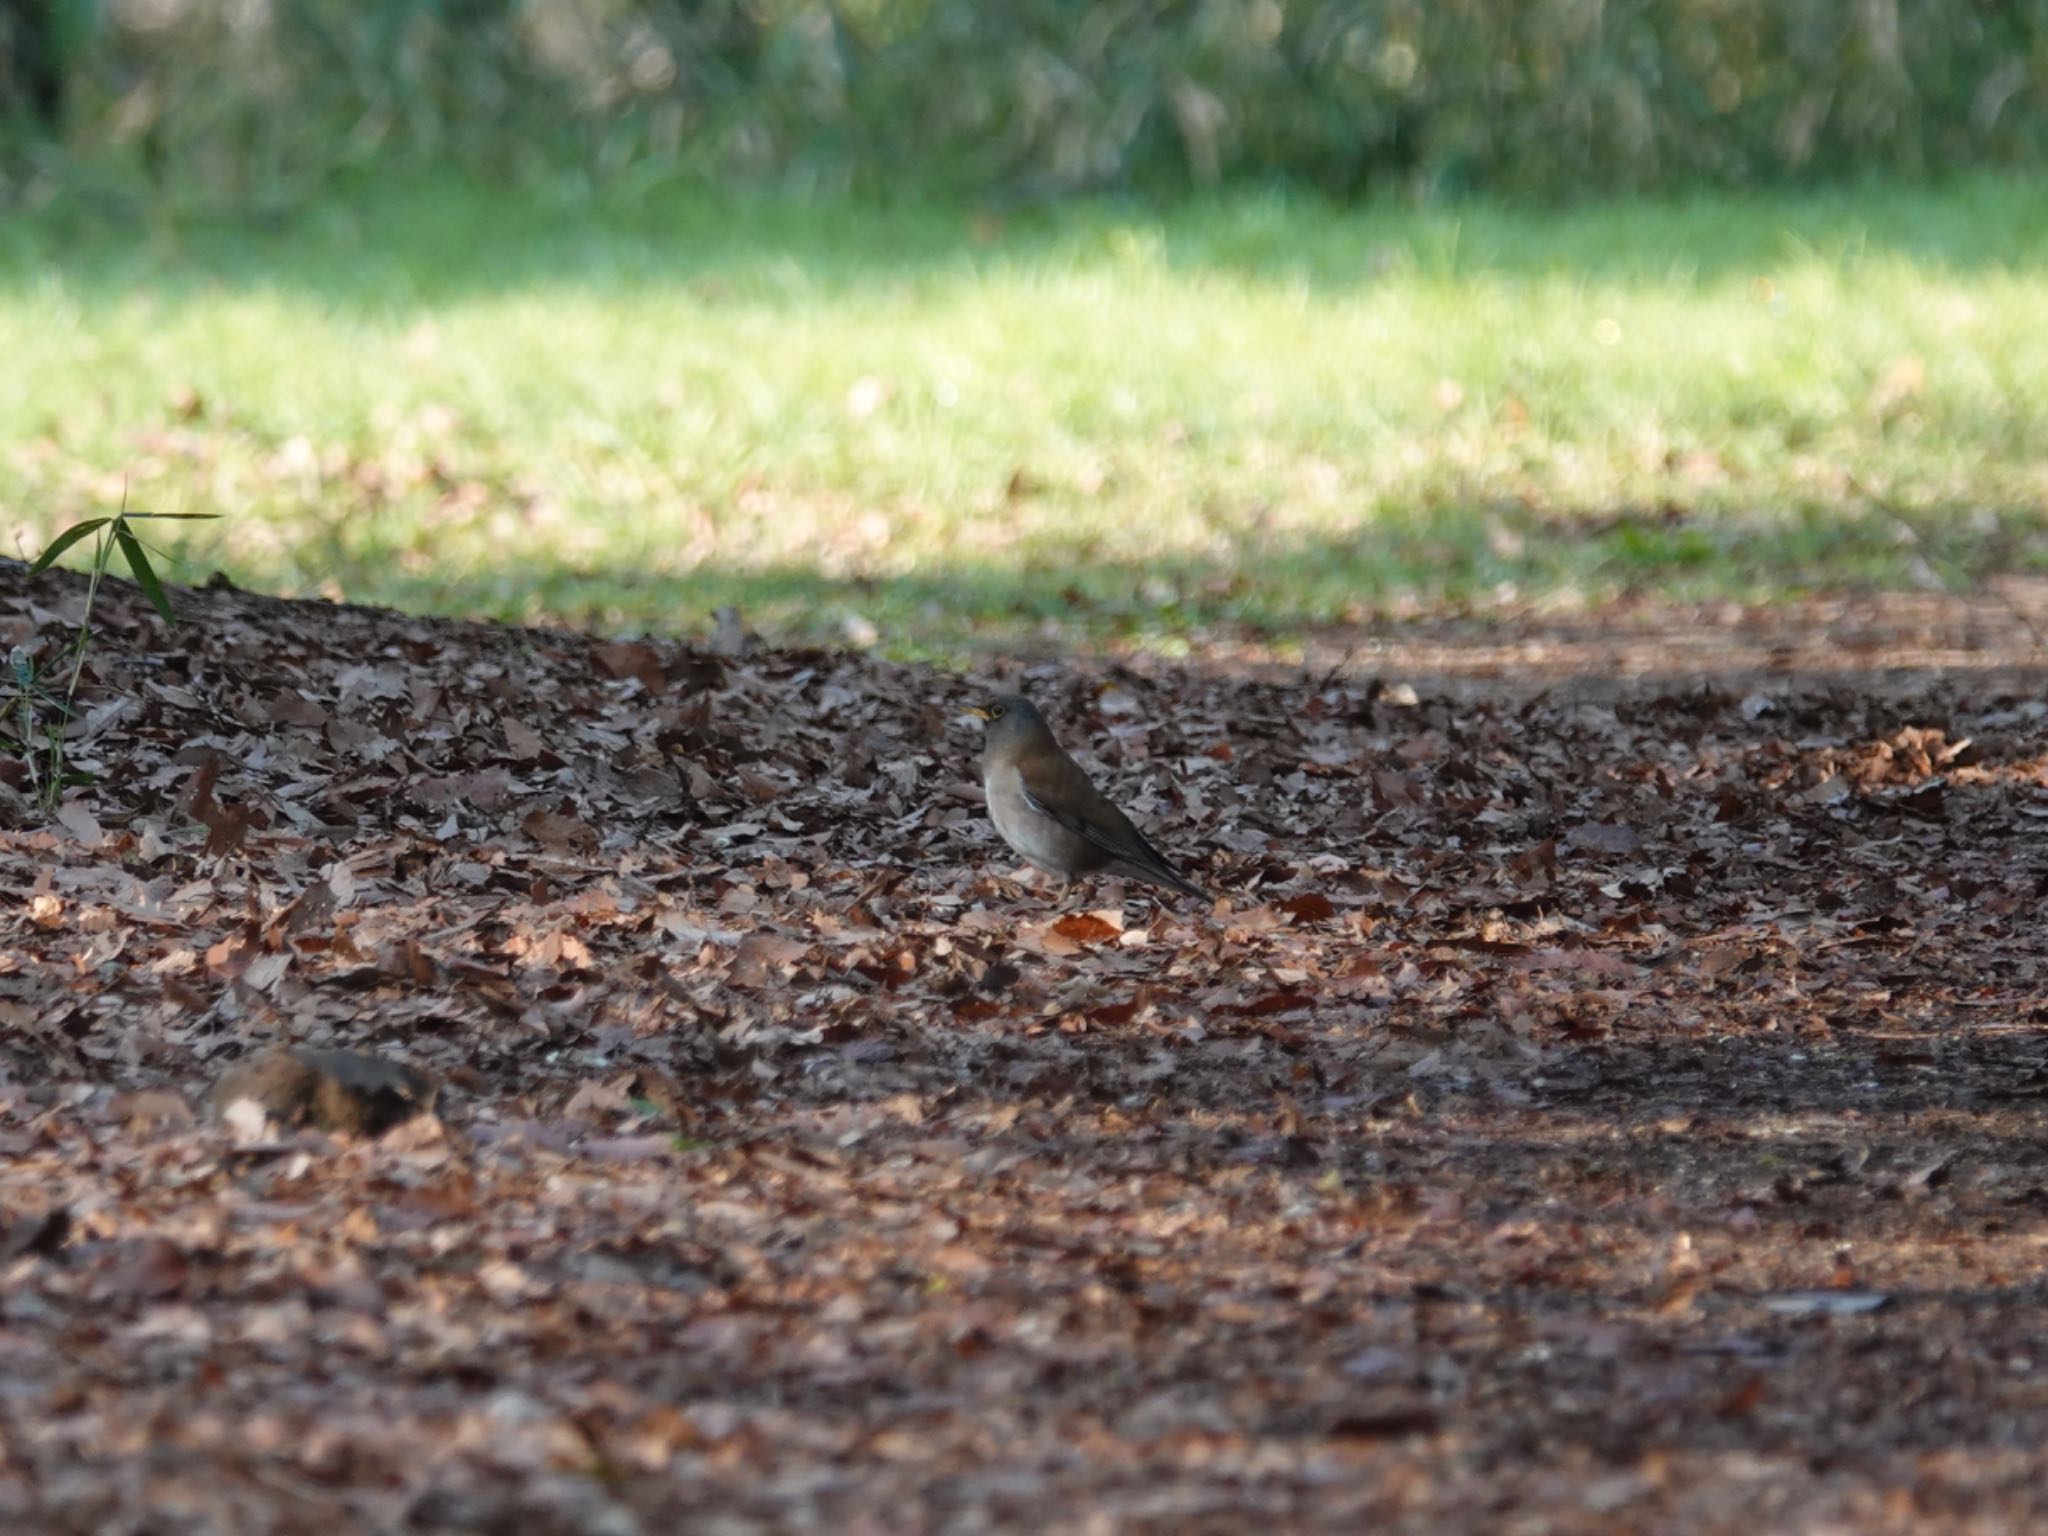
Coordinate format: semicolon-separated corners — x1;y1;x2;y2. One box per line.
3;559;2048;1535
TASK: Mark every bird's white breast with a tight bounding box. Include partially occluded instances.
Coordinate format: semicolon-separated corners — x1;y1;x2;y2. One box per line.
984;761;1032;843
983;759;1076;873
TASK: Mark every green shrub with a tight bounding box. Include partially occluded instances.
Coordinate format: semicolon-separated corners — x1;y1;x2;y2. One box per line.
7;0;2048;198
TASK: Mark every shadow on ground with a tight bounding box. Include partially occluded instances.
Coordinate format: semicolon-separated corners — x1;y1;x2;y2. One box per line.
180;500;2048;667
4;173;2045;311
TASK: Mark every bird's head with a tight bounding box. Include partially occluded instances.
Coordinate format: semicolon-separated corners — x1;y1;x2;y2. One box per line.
965;693;1051;756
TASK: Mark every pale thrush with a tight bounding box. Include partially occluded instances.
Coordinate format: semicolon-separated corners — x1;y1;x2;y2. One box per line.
968;693;1208;904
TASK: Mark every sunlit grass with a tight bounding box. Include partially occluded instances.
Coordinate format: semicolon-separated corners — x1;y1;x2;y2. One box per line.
4;172;2047;656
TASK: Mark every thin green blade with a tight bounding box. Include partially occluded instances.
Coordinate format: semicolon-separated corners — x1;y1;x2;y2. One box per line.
112;522;177;624
28;520;110;574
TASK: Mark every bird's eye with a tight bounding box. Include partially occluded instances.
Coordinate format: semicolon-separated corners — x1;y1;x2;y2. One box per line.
989;704;1006;719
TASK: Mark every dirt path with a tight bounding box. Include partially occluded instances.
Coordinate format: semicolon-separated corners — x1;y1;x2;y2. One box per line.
3;560;2046;1534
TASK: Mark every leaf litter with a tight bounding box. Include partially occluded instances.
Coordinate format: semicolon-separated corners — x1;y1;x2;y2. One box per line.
3;561;2048;1532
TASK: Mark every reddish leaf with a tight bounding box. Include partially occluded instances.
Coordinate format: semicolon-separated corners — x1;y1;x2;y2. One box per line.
1230;991;1315;1017
1279;891;1337;922
594;639;667;692
1052;912;1121;943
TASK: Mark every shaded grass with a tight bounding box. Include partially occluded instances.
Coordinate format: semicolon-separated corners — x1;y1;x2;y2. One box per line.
4;173;2047;657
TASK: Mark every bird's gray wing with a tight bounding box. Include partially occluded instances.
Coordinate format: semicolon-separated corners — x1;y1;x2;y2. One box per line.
1017;754;1208;900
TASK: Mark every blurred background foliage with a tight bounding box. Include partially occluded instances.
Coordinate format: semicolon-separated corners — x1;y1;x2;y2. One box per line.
2;0;2046;203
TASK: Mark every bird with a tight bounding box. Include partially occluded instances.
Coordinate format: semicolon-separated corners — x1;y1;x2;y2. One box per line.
209;1047;437;1136
966;693;1209;904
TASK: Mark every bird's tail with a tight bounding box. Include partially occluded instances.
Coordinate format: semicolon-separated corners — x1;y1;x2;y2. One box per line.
1126;859;1210;904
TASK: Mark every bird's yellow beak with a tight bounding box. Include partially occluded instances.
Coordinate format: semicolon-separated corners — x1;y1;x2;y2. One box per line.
964;704;995;721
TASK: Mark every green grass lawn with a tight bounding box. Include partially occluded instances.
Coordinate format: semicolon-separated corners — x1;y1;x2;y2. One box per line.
4;172;2047;657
